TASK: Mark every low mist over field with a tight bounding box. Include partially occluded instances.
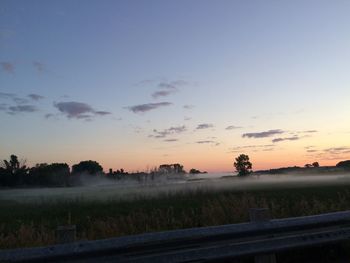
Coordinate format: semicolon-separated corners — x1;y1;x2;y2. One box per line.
2;172;350;204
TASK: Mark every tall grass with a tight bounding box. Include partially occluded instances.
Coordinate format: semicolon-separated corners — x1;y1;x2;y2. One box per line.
2;185;350;249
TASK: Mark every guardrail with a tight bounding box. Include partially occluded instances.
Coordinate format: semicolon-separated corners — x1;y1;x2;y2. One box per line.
2;209;350;262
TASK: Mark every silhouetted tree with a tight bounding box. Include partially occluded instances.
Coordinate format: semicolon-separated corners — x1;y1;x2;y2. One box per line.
304;164;312;168
28;163;70;186
72;160;103;175
159;164;172;174
107;168;127;180
312;162;320;167
0;155;28;186
159;164;185;174
336;160;350;170
234;154;252;176
190;168;201;174
173;163;185;173
2;155;26;174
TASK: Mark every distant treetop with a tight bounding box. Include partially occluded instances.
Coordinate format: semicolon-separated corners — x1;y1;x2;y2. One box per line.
234;154;252;176
336;160;350;169
72;160;103;175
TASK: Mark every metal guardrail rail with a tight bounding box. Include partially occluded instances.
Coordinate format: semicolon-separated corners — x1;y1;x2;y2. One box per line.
1;210;350;262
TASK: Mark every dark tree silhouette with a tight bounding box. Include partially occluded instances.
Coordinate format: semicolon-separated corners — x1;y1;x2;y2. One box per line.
234;154;252;176
72;160;103;175
190;168;201;174
173;163;185;173
159;164;185;174
28;163;70;186
107;168;127;180
312;162;320;167
2;155;26;174
0;155;28;186
336;160;350;170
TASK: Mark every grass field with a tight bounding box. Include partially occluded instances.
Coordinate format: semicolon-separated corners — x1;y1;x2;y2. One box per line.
1;176;350;249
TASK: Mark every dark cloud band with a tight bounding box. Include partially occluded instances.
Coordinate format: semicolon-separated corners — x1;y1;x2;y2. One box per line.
150;125;187;138
28;94;45;101
272;136;299;143
127;102;172;113
242;129;284;138
8;105;38;114
196;123;214;130
54;101;111;119
226;125;242;130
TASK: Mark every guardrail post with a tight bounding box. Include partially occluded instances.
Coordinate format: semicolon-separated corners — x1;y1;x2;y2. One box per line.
55;225;76;244
249;208;277;263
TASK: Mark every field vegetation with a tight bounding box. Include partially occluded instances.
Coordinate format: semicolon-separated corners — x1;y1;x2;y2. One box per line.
2;181;350;249
1;153;350;250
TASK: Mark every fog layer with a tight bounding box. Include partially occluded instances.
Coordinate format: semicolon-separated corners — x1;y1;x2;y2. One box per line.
0;173;349;203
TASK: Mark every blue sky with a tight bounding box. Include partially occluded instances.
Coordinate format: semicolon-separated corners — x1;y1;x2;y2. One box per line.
1;0;350;172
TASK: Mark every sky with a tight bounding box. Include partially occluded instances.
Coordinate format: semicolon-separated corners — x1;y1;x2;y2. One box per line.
1;0;350;173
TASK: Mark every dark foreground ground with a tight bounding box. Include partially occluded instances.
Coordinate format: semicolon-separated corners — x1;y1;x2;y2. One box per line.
1;176;350;262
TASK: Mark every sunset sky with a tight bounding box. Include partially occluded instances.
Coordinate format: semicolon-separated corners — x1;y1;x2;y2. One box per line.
1;0;350;172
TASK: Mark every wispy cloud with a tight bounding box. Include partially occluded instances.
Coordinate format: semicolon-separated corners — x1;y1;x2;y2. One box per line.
54;101;111;120
28;94;45;101
226;125;242;130
183;105;195;110
158;82;177;89
272;136;299;143
152;90;176;99
159;80;187;89
54;102;93;118
13;97;29;104
45;113;56;119
242;129;284;138
231;144;274;150
196;123;214;130
305;146;315;149
151;80;187;99
0;92;43;114
0;92;15;99
94;111;111;116
307;149;318;153
134;79;156;86
302;130;318;133
127;102;172;113
324;147;350;154
7;105;38;114
262;148;275;152
130;125;143;134
196;140;220;146
0;92;45;112
196;140;214;144
229;144;275;152
150;125;187;138
306;146;350;161
32;61;45;72
0;103;7;111
1;62;14;73
164;138;179;142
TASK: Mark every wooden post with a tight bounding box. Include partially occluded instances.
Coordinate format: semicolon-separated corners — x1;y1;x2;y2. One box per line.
249;208;277;263
55;225;76;244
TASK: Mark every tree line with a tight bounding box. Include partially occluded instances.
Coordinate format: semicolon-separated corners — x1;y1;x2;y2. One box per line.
0;155;197;188
234;154;350;176
3;153;344;187
0;155;106;187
